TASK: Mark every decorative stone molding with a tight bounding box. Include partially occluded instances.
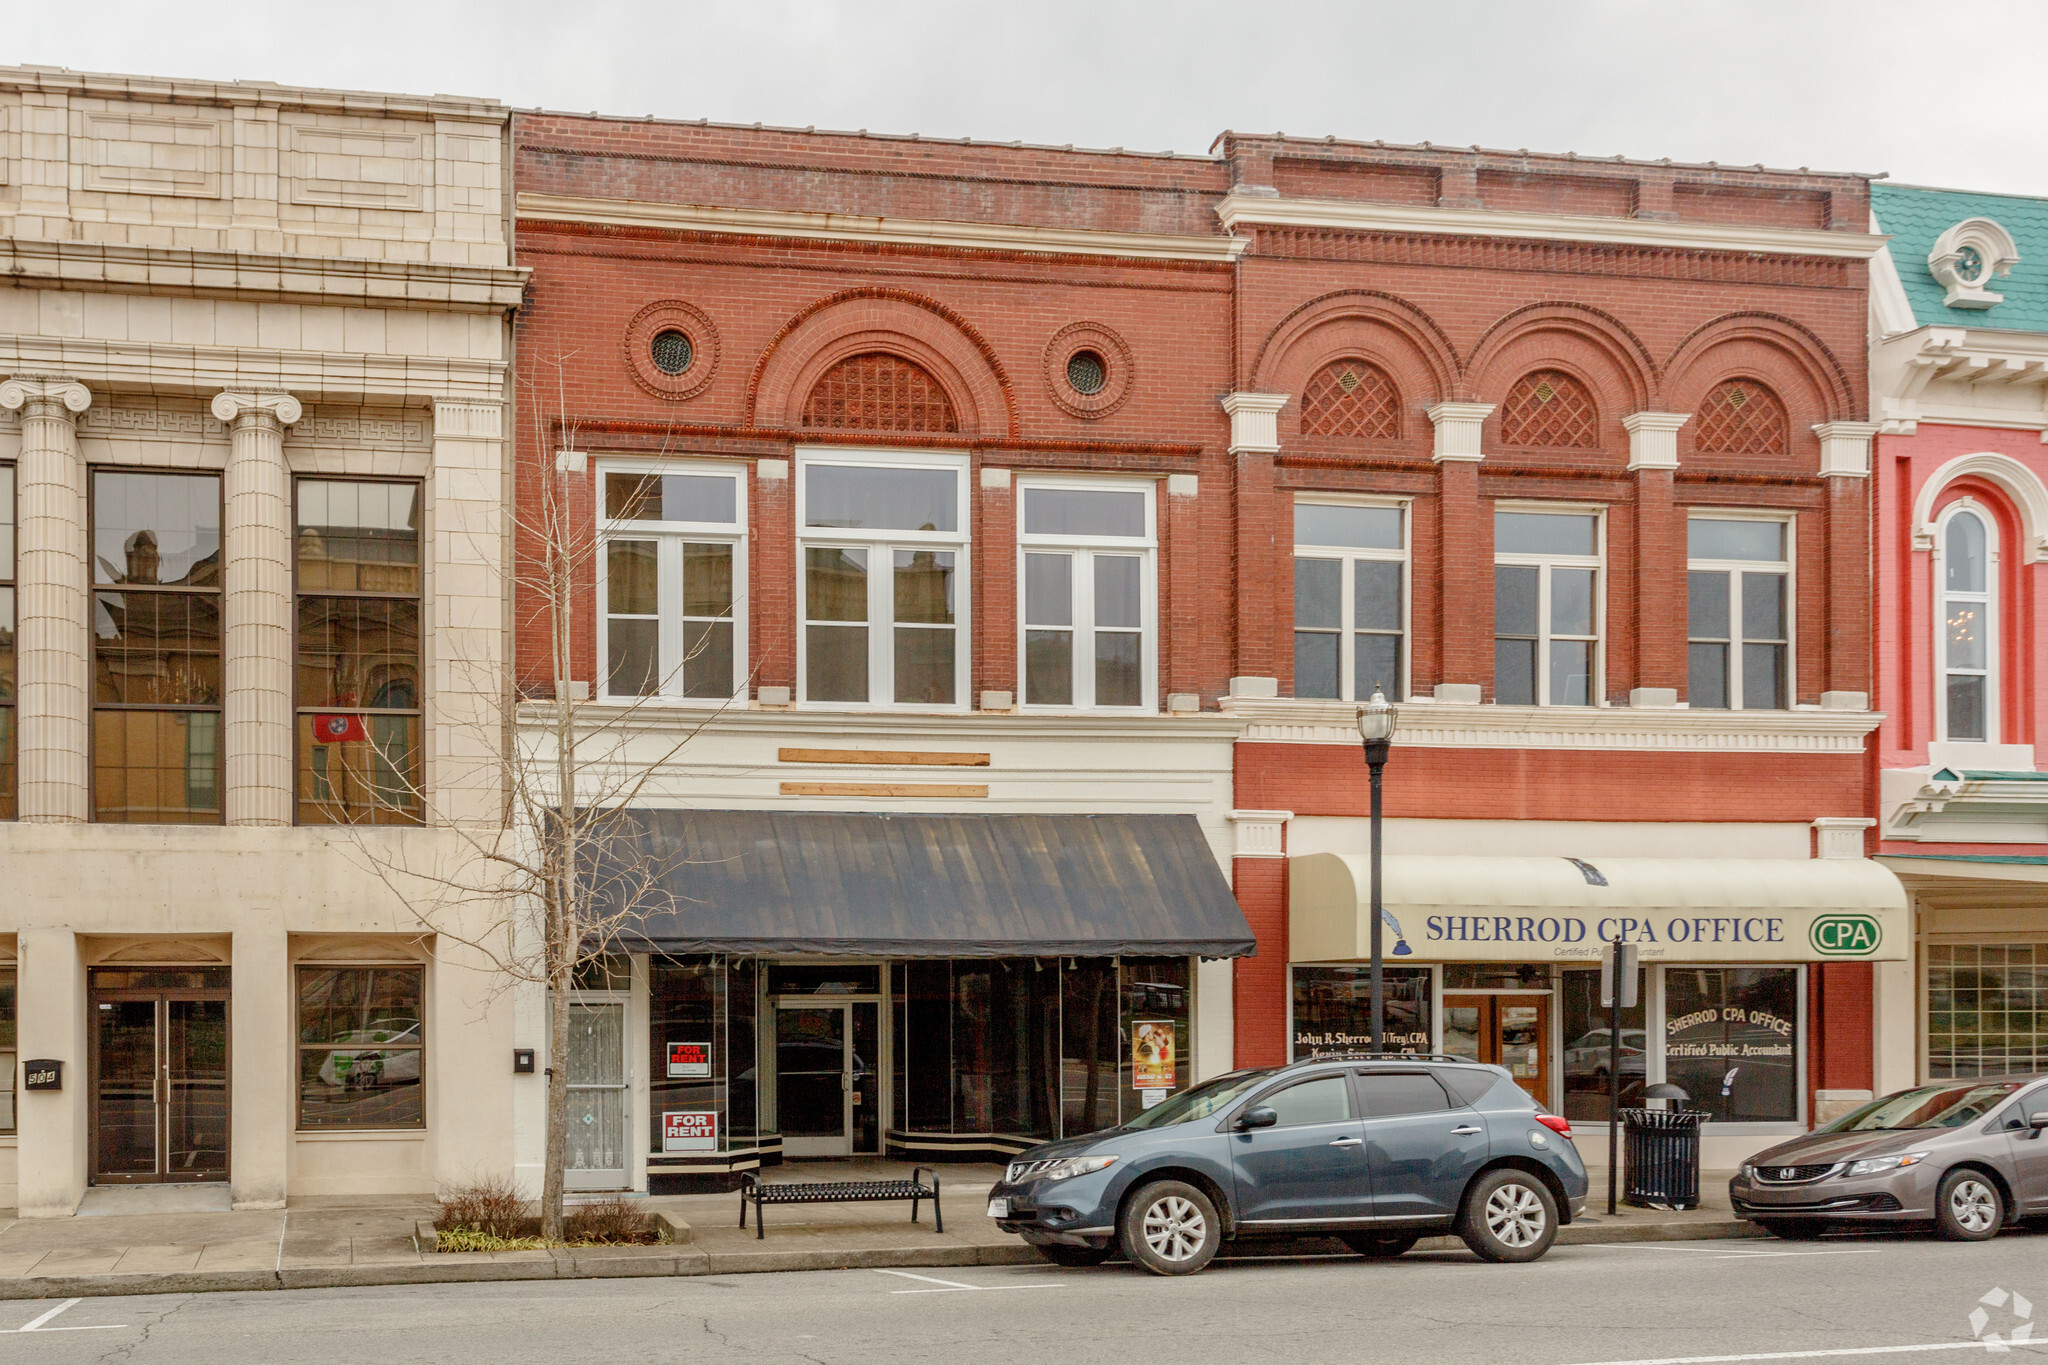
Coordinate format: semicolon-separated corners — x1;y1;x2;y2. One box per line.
1928;218;2019;310
432;400;504;440
1229;676;1279;699
211;391;302;430
1820;691;1870;711
1426;401;1493;462
1222;393;1289;455
1167;473;1198;497
0;377;91;419
1219;695;1883;753
1228;810;1294;859
1433;684;1482;704
622;299;721;402
1812;421;1878;478
757;458;789;481
1042;320;1135;419
1622;411;1689;471
1629;688;1679;708
1812;817;1875;860
1907;451;2048;564
980;467;1012;490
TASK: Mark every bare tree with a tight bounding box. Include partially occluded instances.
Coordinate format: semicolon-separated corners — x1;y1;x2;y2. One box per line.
314;356;741;1240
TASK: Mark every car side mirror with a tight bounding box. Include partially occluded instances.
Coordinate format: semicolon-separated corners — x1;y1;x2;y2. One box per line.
1236;1106;1278;1131
2029;1114;2048;1138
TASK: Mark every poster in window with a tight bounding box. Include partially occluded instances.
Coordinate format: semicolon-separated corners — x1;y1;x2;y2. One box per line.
662;1110;717;1153
667;1041;711;1079
1132;1019;1176;1090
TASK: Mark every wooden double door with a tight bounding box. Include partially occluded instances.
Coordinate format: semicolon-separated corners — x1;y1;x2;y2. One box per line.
1443;993;1549;1106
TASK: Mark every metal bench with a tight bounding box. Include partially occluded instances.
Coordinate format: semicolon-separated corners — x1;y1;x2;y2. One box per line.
738;1168;942;1239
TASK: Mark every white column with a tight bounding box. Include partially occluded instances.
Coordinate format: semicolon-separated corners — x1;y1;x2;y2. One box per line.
15;928;85;1217
430;398;508;828
229;923;290;1208
213;391;301;826
0;378;92;823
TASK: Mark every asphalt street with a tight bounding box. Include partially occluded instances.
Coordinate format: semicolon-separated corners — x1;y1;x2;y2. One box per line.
1;1229;2046;1364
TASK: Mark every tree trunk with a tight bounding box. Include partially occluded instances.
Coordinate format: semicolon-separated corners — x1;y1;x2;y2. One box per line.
542;954;570;1241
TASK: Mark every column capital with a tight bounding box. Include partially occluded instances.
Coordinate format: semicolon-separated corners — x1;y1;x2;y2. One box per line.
1622;411;1690;471
212;390;302;428
1227;810;1293;859
1222;391;1289;456
432;397;503;440
1426;401;1494;462
0;377;91;418
1813;421;1881;478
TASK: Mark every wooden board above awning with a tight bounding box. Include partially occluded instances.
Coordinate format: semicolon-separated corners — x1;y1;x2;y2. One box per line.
593;810;1256;959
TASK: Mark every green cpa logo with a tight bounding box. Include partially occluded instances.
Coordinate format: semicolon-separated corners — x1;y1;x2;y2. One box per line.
1810;913;1882;957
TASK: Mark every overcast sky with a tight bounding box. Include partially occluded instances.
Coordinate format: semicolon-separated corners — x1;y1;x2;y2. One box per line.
13;0;2048;197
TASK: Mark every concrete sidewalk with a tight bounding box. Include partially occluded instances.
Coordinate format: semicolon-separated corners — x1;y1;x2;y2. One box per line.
0;1163;1758;1299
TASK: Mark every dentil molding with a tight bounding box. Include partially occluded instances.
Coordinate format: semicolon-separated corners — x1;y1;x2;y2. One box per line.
1221;696;1884;753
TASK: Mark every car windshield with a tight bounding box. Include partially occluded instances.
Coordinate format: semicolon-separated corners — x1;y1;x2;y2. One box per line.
1817;1082;2025;1133
1121;1070;1272;1130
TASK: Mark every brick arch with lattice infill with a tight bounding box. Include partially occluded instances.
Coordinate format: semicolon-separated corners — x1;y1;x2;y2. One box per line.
1663;314;1857;476
1691;378;1790;457
1247;290;1457;450
801;353;959;433
1297;358;1403;440
749;288;1019;439
1465;303;1655;462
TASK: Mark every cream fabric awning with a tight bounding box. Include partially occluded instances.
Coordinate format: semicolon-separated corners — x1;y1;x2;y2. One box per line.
1290;854;1909;964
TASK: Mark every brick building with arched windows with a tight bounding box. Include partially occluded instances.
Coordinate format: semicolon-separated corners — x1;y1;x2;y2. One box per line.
509;116;1902;1189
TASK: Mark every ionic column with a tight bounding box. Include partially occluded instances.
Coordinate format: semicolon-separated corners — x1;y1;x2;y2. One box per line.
213;391;301;826
0;377;92;823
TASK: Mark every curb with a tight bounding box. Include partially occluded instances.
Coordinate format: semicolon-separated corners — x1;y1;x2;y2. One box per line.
0;1217;1760;1300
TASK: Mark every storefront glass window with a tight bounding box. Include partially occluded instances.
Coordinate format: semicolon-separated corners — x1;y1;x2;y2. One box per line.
649;958;725;1154
953;960;1058;1140
295;966;424;1129
1061;958;1120;1136
1663;966;1799;1122
1927;944;2046;1078
0;966;14;1132
1559;967;1646;1122
1120;958;1191;1118
1290;965;1433;1059
896;962;953;1132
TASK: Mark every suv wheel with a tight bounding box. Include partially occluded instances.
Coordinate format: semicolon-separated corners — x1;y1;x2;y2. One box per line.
1935;1169;2004;1242
1119;1180;1221;1276
1339;1231;1420;1258
1458;1169;1558;1263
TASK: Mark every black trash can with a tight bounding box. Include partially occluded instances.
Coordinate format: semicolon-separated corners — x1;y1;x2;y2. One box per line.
1620;1106;1704;1210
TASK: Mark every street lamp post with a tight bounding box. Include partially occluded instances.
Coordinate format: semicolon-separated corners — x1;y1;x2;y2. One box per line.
1356;688;1398;1053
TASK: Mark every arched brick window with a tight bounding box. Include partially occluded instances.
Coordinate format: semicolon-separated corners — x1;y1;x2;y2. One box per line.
1693;379;1788;456
801;352;959;433
1498;369;1599;449
1299;360;1400;439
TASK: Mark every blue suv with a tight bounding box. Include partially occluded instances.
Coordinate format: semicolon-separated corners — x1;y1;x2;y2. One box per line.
988;1055;1588;1274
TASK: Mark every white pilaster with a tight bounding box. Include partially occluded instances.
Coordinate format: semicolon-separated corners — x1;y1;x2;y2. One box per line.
1221;392;1289;455
229;922;290;1207
1813;421;1880;478
431;398;508;827
214;391;302;826
1622;411;1690;471
0;378;92;823
1426;401;1494;462
15;927;85;1217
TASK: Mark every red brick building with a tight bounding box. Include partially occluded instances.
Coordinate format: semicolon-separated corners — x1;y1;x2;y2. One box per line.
509;115;1899;1186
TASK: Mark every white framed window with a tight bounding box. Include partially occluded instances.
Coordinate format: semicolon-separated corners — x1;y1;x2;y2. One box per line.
797;449;969;709
1018;479;1156;711
1493;506;1602;706
1686;514;1793;710
1293;499;1408;701
598;461;747;702
1935;500;1998;743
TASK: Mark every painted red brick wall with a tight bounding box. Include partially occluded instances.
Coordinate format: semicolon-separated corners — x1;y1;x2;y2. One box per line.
1231;857;1289;1069
1812;962;1875;1096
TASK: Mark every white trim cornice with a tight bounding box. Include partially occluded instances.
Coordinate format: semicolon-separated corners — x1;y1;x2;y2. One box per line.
1215;190;1889;260
0;239;525;311
517;702;1246;744
1219;696;1883;753
517;191;1250;263
0;64;506;121
0;338;508;405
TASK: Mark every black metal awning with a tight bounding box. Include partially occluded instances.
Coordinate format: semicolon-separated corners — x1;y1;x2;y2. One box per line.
592;810;1255;959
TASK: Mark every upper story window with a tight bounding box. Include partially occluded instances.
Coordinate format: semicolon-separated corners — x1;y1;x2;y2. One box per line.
1494;508;1601;706
1936;503;1997;742
600;465;746;702
801;354;959;433
295;479;423;824
1299;361;1400;440
1687;516;1791;710
1693;380;1788;457
798;452;967;708
0;463;12;821
1293;501;1406;701
1019;481;1155;711
91;470;222;823
1498;370;1599;449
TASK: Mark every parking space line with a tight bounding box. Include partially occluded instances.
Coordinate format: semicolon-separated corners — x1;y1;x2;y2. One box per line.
1595;1244;1885;1261
871;1269;1064;1295
1565;1340;2031;1364
0;1299;123;1334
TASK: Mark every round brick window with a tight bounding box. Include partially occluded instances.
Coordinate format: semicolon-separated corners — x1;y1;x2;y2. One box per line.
1066;349;1107;395
651;328;693;376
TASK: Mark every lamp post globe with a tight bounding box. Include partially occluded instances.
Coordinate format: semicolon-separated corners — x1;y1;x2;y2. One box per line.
1355;688;1397;1053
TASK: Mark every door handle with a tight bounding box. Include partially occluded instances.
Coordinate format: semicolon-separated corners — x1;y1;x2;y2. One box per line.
1451;1125;1482;1136
1328;1137;1363;1147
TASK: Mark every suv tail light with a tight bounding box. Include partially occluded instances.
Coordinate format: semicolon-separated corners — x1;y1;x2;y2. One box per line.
1536;1114;1573;1138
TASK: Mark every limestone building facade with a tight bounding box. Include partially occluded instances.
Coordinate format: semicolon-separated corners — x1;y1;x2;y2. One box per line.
0;67;522;1214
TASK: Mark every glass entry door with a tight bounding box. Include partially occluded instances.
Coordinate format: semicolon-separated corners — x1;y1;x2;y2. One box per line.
90;970;230;1184
777;1004;849;1157
1443;993;1550;1106
565;998;630;1190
